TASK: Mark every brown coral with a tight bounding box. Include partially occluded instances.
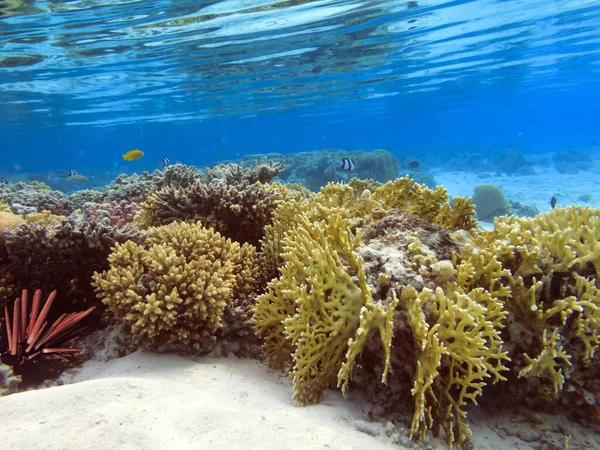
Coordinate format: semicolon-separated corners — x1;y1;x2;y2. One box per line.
93;221;258;351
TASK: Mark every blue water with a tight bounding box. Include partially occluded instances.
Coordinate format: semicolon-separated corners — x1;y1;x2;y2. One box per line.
1;0;599;176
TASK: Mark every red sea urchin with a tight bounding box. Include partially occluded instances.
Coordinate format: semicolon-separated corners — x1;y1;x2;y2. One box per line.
4;289;95;364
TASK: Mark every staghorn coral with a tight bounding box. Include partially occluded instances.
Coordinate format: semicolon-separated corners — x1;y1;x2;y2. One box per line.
0;181;68;215
93;221;258;352
254;212;397;404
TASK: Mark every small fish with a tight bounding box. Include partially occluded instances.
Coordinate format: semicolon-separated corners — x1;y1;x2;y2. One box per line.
550;196;557;209
341;158;356;171
122;149;144;161
67;169;91;181
336;179;347;185
408;160;420;169
89;175;95;181
0;177;9;185
161;156;170;167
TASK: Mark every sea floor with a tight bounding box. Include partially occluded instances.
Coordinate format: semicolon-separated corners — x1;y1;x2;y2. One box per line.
0;350;598;450
434;165;600;221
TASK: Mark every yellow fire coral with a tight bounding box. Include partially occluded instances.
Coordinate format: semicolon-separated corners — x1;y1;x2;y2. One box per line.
470;206;600;391
260;176;476;285
254;212;397;404
372;176;477;231
93;221;258;350
402;280;509;446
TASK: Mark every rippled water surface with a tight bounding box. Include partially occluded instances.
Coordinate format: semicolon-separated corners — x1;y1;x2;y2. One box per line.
2;0;599;129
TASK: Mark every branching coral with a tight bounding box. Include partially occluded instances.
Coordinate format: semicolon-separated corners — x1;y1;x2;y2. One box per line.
259;176;476;289
0;217;145;312
254;213;397;404
25;210;66;227
140;178;283;246
93;221;258;351
402;281;509;446
372;176;477;231
469;207;600;389
206;160;285;185
86;200;141;227
105;172;155;203
0;181;68;215
65;189;107;212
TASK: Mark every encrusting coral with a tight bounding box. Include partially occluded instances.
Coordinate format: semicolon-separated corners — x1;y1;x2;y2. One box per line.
93;221;258;352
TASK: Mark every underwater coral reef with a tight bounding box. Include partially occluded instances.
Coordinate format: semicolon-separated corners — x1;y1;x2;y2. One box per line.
1;158;599;449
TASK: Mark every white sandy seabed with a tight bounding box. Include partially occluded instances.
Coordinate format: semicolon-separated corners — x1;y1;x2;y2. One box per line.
1;349;599;450
434;164;600;222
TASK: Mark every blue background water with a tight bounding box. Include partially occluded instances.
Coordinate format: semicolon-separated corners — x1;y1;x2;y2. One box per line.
1;0;599;176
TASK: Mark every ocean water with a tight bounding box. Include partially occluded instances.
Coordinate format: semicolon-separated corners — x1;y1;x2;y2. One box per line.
1;0;598;179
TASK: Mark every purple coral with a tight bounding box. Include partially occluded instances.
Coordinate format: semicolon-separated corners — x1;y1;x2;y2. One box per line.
87;200;141;227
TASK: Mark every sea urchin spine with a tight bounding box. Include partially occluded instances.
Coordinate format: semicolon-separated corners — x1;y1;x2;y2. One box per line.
4;289;95;364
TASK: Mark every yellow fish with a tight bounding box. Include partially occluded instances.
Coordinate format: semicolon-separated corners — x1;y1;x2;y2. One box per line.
122;149;144;161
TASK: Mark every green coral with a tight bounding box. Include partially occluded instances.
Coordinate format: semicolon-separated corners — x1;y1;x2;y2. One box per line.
471;184;512;222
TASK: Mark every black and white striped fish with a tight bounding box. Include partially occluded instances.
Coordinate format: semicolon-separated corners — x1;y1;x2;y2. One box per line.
340;158;355;171
68;169;78;176
0;177;9;185
336;179;347;185
161;156;170;167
